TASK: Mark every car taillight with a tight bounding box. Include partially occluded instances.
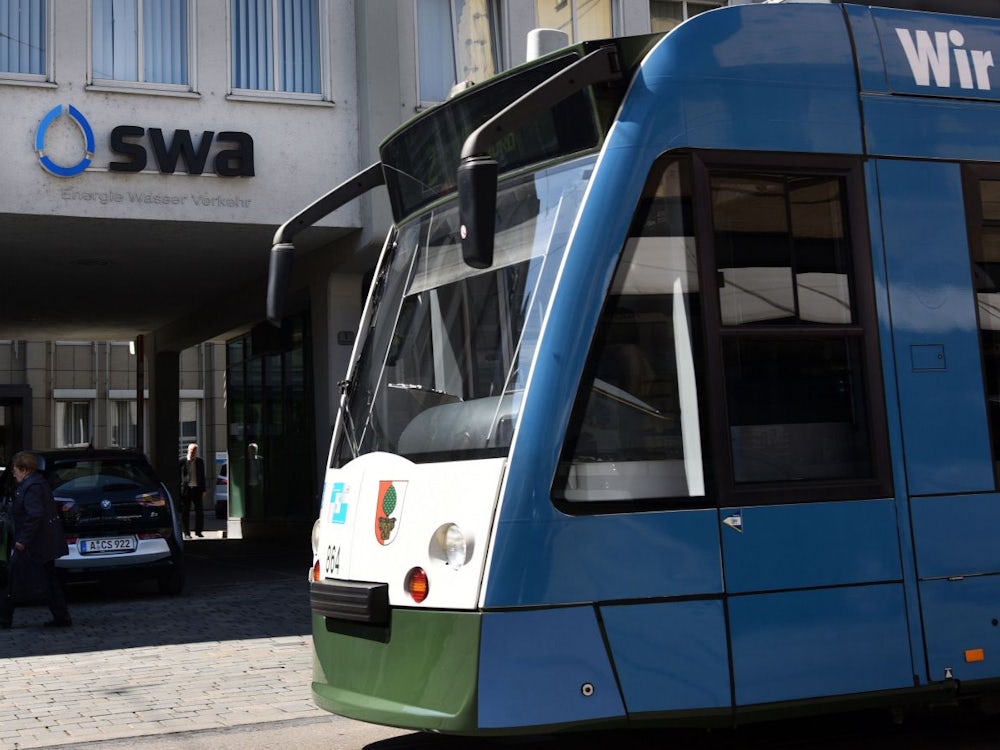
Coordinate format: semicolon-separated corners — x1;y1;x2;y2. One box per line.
137;532;164;540
404;567;429;603
311;560;320;582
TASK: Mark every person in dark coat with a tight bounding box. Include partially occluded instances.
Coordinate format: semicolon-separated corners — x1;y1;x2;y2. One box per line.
178;443;206;538
0;451;71;628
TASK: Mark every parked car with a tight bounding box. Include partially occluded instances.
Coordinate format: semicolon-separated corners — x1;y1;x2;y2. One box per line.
0;448;185;595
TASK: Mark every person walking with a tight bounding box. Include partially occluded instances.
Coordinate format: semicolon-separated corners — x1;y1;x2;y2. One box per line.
179;443;206;538
0;451;71;629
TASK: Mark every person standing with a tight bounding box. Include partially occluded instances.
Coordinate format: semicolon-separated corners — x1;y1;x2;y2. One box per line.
0;451;71;629
179;443;206;538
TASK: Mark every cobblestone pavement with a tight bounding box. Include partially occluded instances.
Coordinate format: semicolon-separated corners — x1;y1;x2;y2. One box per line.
0;532;344;749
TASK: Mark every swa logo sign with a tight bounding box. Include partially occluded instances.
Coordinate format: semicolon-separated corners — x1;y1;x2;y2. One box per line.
35;105;255;178
35;105;95;177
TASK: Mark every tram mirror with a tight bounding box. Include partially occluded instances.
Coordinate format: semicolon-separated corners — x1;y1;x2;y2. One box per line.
457;155;498;269
267;242;295;326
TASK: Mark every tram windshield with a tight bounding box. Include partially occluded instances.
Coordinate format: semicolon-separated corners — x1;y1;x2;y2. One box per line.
333;156;595;466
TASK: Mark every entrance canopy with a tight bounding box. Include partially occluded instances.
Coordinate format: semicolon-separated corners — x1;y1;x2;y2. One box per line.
0;212;345;347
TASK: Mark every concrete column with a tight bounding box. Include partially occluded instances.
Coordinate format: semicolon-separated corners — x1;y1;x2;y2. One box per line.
147;343;180;488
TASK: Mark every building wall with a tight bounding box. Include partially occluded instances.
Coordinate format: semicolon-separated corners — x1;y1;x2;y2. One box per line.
0;340;225;478
3;2;362;234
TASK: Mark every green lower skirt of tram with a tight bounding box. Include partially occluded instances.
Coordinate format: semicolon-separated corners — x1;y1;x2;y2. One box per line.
311;609;482;733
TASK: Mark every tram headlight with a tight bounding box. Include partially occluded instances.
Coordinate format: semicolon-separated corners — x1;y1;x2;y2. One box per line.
311;518;321;555
310;518;322;582
429;523;473;569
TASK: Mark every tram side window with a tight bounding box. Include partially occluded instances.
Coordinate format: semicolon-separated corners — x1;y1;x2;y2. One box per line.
712;172;873;484
553;157;707;503
969;176;1000;473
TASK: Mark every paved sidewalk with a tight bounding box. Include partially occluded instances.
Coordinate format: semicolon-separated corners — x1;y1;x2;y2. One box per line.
0;535;336;749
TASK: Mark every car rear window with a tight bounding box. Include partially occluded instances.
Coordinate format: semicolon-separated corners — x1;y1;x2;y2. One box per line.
46;459;160;492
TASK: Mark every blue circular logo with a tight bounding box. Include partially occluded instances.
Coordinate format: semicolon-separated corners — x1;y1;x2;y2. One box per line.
35;105;95;177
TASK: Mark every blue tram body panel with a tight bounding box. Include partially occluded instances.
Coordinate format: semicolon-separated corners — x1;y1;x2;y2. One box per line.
478;607;625;728
920;576;1000;683
609;3;863;157
719;500;901;594
876;159;993;496
911;494;1000;579
871;8;1000;102
728;585;913;705
484;511;724;607
599;600;731;714
851;8;1000;161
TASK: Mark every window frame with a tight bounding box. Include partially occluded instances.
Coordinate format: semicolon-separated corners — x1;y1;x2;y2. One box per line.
415;0;502;108
535;0;617;45
55;399;94;448
179;397;200;456
0;0;52;85
962;162;1000;487
649;0;723;34
552;150;892;515
692;150;891;506
228;0;330;103
88;0;196;94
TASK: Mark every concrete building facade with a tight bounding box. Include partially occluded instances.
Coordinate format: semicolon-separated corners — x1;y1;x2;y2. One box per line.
0;0;719;539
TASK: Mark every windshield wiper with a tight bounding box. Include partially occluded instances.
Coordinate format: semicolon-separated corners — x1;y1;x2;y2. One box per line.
338;379;360;459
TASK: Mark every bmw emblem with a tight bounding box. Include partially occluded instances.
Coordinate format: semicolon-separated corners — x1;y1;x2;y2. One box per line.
100;499;113;510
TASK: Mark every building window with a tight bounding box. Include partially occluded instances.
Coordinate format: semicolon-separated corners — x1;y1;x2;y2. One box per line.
649;0;722;33
231;0;321;95
110;400;137;448
180;398;200;455
536;0;612;44
0;0;46;77
417;0;498;104
56;401;92;448
92;0;189;85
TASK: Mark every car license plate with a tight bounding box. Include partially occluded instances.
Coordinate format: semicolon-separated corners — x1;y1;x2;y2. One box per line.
79;536;138;554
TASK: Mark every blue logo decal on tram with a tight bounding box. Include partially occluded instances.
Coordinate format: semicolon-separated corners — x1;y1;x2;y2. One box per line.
329;482;348;524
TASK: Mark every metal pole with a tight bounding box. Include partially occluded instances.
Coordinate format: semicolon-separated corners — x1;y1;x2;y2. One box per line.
136;334;145;453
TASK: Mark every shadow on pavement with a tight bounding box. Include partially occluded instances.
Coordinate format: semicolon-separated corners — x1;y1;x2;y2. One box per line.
1;537;314;658
361;708;1000;750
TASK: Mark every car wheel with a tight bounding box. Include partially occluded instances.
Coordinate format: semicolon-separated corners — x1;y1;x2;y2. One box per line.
158;564;186;596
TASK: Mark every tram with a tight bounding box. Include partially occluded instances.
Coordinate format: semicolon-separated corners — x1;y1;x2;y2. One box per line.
268;0;1000;734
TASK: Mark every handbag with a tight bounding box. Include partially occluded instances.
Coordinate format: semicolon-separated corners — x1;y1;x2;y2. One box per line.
7;549;48;604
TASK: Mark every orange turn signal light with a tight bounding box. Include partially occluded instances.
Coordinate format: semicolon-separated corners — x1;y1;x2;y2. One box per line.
965;648;985;663
405;567;429;603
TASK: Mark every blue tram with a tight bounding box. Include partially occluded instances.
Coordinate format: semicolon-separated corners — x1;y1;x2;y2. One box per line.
268;0;1000;735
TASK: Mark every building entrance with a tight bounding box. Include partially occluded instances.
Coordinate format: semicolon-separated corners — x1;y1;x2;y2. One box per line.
225;312;315;541
0;386;31;468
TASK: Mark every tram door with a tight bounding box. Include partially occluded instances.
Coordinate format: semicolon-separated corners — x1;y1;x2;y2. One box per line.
879;159;1000;685
711;158;915;707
